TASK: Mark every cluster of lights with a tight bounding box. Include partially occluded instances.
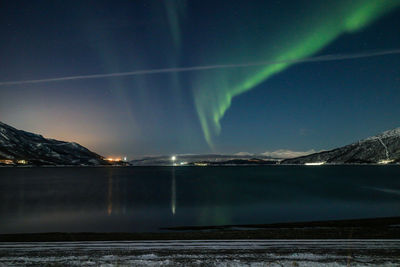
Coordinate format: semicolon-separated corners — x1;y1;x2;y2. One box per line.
106;158;122;162
171;156;188;166
378;159;394;165
0;159;28;165
0;159;14;165
106;156;128;162
305;162;326;166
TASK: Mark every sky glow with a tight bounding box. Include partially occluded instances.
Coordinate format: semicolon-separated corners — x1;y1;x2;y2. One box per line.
0;0;399;156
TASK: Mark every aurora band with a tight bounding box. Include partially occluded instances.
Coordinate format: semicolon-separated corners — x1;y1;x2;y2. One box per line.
193;0;400;148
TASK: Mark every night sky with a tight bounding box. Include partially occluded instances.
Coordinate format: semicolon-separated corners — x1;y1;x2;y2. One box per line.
0;0;399;158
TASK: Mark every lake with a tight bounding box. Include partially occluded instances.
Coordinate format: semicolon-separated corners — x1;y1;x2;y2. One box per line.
0;166;399;233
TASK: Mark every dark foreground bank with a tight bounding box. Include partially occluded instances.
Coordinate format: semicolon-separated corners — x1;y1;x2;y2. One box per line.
2;240;400;266
1;217;400;242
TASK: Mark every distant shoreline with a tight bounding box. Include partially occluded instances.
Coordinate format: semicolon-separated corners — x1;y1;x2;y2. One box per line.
1;216;399;242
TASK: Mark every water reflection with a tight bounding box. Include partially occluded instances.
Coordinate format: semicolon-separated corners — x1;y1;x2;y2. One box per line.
18;174;25;216
0;166;399;233
171;167;176;215
107;170;113;215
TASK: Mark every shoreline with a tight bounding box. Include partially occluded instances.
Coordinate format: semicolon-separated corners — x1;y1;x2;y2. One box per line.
2;240;399;266
2;216;399;242
1;163;399;167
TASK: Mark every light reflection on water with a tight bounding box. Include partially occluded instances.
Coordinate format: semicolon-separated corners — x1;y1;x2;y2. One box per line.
0;166;399;233
171;167;176;215
107;170;113;216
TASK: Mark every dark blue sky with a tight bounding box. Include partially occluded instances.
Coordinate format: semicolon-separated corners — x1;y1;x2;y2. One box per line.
0;0;399;158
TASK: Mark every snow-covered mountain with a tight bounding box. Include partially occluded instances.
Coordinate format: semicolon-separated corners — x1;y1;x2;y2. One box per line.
282;128;400;164
0;122;109;166
130;154;277;166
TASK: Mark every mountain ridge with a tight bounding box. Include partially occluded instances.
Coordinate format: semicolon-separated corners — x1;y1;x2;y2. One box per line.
0;121;109;166
282;127;400;164
2;121;399;166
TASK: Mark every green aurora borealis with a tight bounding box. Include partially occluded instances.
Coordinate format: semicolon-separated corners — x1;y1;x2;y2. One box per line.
192;0;400;147
1;0;400;156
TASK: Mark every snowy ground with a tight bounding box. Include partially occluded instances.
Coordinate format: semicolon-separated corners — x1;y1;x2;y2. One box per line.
0;239;399;266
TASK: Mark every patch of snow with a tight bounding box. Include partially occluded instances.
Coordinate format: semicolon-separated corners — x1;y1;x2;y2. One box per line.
138;254;158;259
365;127;400;141
234;152;254;156
51;151;61;158
376;137;390;159
262;149;317;159
70;142;79;148
0;131;9;140
0;255;398;267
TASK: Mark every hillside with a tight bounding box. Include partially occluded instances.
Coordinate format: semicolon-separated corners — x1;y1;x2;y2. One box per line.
282;128;400;164
0;122;109;166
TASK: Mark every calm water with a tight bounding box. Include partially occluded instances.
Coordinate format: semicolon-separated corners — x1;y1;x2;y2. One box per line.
0;166;399;233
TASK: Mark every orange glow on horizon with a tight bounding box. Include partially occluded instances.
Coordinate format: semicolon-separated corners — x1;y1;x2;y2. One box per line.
106;157;122;162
